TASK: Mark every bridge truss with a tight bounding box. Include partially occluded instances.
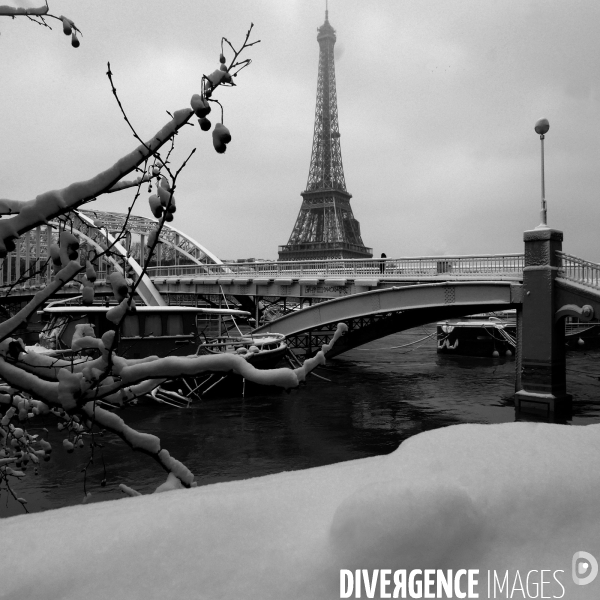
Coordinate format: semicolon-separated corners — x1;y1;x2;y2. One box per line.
0;209;224;306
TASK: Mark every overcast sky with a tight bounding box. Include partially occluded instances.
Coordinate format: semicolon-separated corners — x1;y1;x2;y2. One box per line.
2;0;600;262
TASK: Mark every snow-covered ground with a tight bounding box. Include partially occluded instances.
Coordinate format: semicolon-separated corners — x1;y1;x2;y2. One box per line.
2;421;600;599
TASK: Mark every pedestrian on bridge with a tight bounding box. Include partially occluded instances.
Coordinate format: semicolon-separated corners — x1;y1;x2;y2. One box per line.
379;253;387;274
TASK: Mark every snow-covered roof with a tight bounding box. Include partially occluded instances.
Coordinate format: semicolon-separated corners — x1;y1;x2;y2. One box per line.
43;306;250;317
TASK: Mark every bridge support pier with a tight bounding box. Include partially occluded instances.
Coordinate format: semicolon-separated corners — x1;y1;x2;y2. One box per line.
514;228;571;416
514;307;523;393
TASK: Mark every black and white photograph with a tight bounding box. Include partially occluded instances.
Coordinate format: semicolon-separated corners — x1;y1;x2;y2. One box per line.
1;1;600;598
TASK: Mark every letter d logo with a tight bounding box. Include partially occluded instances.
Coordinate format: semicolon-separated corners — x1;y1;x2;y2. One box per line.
572;551;599;586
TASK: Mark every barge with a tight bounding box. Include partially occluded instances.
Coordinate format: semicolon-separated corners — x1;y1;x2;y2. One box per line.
437;311;600;357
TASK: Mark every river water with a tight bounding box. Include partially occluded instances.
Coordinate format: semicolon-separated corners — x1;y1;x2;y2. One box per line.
2;326;600;518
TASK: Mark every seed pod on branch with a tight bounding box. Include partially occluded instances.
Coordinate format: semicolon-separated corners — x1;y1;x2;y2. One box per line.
207;69;226;87
198;117;211;131
60;231;78;248
49;243;62;268
147;228;159;248
60;231;80;261
61;16;73;35
81;285;94;306
190;94;211;118
212;123;231;154
157;186;175;209
148;194;163;218
108;271;128;302
85;260;97;283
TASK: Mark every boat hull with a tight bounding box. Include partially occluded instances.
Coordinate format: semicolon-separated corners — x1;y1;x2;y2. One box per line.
437;316;600;357
437;321;515;358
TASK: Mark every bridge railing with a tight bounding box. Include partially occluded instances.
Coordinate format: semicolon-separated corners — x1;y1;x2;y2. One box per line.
557;252;600;290
145;253;525;280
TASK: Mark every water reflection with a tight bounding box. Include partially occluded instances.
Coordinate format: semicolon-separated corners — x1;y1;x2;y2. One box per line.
2;327;599;517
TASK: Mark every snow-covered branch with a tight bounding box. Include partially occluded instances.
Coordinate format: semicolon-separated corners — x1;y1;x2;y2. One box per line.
0;260;83;342
106;173;157;194
81;403;194;485
0;5;48;16
0;20;266;509
0;322;348;413
0;321;346;496
0;4;82;47
0;109;193;257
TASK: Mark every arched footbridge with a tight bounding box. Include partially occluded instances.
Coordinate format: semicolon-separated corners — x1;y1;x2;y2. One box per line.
253;281;523;358
0;209;225;307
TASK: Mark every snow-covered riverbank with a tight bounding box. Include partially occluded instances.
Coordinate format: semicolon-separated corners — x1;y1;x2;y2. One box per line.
2;421;600;599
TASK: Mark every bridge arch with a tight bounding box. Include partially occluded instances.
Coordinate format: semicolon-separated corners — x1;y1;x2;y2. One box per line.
0;208;225;305
78;209;223;269
72;211;165;306
253;281;522;357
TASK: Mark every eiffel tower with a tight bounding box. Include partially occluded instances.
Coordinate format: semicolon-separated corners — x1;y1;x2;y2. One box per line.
278;9;372;261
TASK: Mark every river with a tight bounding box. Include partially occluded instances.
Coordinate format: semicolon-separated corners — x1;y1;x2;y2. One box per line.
2;326;599;518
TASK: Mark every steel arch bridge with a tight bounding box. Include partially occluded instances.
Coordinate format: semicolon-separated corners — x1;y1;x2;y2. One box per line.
252;281;523;357
78;210;223;269
0;209;224;306
3;207;600;367
3;203;600;416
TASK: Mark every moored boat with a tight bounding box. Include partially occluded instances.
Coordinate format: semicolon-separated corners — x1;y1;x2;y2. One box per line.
437;313;516;358
27;302;289;405
437;310;600;357
34;304;250;360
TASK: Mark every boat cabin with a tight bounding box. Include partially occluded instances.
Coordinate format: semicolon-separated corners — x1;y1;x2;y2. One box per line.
38;306;250;360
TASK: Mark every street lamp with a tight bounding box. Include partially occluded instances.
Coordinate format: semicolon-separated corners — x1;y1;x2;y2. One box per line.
535;118;550;228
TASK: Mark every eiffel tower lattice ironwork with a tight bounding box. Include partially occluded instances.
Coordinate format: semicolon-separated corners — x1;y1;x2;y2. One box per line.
278;10;372;261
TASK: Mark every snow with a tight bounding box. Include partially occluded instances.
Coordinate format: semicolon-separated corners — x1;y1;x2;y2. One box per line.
24;344;56;354
157;449;194;485
153;471;185;493
119;353;302;389
80;405;161;455
2;421;600;599
106;299;128;324
0;4;48;16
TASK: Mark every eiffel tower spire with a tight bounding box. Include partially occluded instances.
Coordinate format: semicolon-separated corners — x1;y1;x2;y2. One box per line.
278;10;372;261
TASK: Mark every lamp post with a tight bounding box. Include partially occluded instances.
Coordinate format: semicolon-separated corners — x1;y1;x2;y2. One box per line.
534;118;550;228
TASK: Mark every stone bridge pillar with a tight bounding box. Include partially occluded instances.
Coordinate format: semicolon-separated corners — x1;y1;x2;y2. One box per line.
515;228;569;415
